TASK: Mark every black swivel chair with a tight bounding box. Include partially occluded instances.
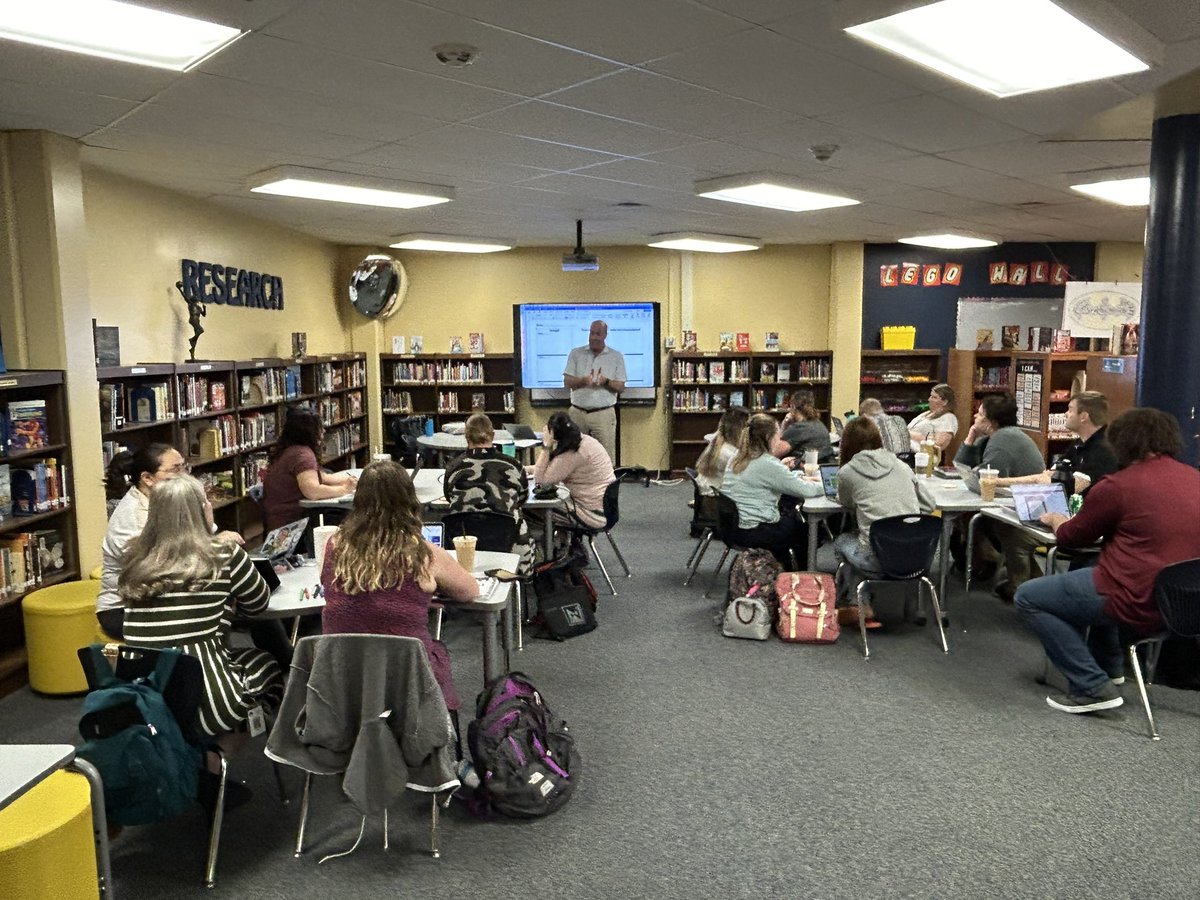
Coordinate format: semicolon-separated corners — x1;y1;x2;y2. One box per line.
559;481;630;596
388;416;427;471
842;514;949;660
683;468;720;587
442;511;525;652
702;492;798;599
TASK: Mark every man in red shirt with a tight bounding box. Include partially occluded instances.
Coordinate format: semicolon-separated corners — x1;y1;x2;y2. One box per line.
1015;408;1200;714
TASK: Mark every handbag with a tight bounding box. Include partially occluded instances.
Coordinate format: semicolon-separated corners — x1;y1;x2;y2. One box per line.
722;586;772;641
775;572;839;644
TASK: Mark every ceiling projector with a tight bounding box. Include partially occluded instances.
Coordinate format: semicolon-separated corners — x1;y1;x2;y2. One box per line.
563;219;599;272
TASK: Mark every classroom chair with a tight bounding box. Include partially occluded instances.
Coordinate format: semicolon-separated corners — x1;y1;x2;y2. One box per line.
559;480;630;596
442;510;524;651
683;468;719;587
702;493;798;599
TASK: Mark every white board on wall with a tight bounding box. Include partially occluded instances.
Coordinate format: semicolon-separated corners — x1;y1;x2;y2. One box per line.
956;297;1062;350
1061;282;1141;338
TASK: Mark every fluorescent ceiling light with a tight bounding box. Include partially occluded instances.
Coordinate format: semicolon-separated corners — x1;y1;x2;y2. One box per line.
696;174;859;213
1070;176;1150;206
845;0;1149;98
391;235;512;253
898;233;998;249
647;233;762;253
0;0;243;71
248;167;454;209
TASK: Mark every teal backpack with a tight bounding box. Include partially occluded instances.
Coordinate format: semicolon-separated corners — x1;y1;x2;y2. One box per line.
76;645;203;826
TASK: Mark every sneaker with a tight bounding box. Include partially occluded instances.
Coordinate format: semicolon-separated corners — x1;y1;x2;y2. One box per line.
1045;686;1124;714
1110;676;1126;686
993;580;1015;604
456;759;481;790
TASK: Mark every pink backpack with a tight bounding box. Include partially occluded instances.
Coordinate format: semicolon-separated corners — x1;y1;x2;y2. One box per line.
775;572;839;643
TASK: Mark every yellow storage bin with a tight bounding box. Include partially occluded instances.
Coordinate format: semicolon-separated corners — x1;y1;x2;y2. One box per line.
0;770;98;900
881;326;916;350
22;581;101;695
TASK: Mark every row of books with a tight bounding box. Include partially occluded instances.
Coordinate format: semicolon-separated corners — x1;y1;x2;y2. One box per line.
0;528;67;600
314;360;367;393
322;422;363;460
0;459;71;518
672;389;801;412
178;375;230;417
100;381;174;430
382;389;413;414
239;369;300;406
672;360;751;384
680;331;781;352
194;469;236;504
238;411;276;449
760;360;830;382
974;364;1012;388
240;452;269;494
189;416;239;460
389;361;489;384
2;400;50;453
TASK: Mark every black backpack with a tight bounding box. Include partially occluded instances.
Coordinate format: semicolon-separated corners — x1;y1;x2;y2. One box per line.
530;556;598;640
467;672;580;818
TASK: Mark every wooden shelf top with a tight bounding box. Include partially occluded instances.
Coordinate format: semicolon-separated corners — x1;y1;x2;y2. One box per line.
0;370;66;389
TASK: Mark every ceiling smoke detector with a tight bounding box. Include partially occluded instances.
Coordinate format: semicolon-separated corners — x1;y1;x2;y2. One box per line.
433;43;479;67
810;144;840;162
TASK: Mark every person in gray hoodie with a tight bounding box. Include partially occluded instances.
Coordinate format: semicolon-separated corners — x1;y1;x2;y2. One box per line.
834;417;933;623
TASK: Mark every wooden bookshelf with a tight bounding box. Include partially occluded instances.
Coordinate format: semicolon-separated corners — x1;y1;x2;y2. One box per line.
667;350;833;472
0;369;80;696
859;350;944;422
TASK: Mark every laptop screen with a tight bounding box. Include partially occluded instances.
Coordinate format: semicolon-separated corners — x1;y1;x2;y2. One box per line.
258;518;309;560
819;464;840;498
421;522;445;548
1010;484;1070;523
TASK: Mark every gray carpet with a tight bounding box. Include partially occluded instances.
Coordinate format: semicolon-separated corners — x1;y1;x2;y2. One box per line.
3;480;1199;899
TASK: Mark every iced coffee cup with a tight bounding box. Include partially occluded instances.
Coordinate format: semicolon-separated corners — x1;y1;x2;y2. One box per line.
979;468;999;502
452;535;477;572
1073;472;1091;495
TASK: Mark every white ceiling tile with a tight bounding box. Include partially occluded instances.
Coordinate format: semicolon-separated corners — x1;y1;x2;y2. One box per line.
0;39;179;102
463;101;696;157
732;119;918;168
691;0;826;26
648;28;923;118
820;95;1029;154
867;155;998;189
82;131;333;173
198;34;520;121
0;112;96;140
940;140;1116;180
424;0;750;64
566;158;700;192
262;0;622;96
387;124;621;171
0;78;139;128
544;70;802;141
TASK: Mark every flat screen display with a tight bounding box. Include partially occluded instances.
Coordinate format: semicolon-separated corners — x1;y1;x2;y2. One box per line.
514;302;660;403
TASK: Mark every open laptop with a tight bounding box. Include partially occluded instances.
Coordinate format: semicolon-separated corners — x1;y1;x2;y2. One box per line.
421;522;445;549
250;557;282;593
503;422;538;440
1010;483;1069;533
818;464;840;499
255;518;309;562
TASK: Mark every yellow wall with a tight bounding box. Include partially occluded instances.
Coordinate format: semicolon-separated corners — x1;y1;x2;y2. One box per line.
1094;241;1145;282
82;170;347;364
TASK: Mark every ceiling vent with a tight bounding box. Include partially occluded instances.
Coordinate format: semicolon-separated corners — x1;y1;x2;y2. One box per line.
433;43;479;67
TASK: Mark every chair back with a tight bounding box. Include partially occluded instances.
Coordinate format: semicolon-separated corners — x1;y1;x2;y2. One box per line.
442;510;519;552
684;468;719;529
714;492;752;552
602;480;621;530
389;416;426;468
869;514;941;579
77;644;205;743
1155;557;1200;637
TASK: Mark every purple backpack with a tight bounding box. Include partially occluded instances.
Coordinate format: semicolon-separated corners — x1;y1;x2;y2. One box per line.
467;672;580;818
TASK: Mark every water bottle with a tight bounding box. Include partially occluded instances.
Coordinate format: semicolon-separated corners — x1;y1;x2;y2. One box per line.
1068;493;1083;517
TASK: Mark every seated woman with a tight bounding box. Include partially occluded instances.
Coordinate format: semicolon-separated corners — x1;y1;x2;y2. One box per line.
120;476;283;745
444;413;534;575
261;407;357;532
320;461;478;713
858;397;912;458
955;393;1048;602
773;390;835;465
694;406;750;495
721;413;823;568
98;443;243;639
1016;408;1200;714
834;417;933;626
908;383;959;456
531;412;615;532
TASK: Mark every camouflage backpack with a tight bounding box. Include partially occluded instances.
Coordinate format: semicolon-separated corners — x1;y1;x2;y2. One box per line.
727;549;785;614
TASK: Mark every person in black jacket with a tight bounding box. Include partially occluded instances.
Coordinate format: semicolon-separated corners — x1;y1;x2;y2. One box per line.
1051;391;1119;492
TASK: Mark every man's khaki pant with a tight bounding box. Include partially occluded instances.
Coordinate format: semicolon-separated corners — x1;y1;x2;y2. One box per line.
568;405;617;463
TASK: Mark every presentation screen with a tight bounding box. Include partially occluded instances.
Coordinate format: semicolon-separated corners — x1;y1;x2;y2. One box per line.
514;302;660;404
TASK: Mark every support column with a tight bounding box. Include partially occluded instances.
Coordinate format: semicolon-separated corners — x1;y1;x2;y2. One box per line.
828;242;865;424
1139;111;1200;464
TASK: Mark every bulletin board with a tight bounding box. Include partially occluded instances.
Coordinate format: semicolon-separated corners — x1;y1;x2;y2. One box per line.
955;298;1063;350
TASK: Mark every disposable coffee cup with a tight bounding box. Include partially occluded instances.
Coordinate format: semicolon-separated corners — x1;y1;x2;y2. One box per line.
453;535;477;573
803;462;819;477
372;452;392;463
979;468;999;502
803;449;819;467
313;525;338;573
1073;472;1092;494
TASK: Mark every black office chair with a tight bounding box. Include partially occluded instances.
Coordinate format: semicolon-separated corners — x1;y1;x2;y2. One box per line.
702;492;798;599
388;415;427;471
843;514;949;660
442;510;525;652
559;480;630;596
683;468;720;586
1124;557;1200;740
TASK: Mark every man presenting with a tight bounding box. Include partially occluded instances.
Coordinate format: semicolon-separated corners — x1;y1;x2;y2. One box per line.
563;320;625;462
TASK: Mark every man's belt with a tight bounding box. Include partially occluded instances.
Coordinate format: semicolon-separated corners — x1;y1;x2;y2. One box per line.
571;404;614;414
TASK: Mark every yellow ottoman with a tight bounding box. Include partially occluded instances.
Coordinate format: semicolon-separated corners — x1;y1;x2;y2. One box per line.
88;566;102;580
0;770;98;900
22;581;101;695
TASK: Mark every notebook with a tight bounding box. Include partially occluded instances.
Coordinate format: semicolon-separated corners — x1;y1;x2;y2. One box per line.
818;464;840;499
255;518;309;561
503;422;537;440
1010;483;1069;530
421;522;445;548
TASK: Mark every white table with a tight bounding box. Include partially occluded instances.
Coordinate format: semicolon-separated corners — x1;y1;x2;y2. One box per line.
0;744;113;897
967;504;1062;592
417;431;541;465
300;467;447;512
262;551;519;685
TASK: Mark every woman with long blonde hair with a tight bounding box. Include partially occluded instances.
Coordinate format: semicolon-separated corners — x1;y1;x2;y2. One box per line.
320;461;477;711
695;406;749;494
121;476;282;739
721;413;823;567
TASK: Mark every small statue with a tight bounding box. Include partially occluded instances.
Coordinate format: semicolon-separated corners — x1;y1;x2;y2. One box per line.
175;280;207;362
